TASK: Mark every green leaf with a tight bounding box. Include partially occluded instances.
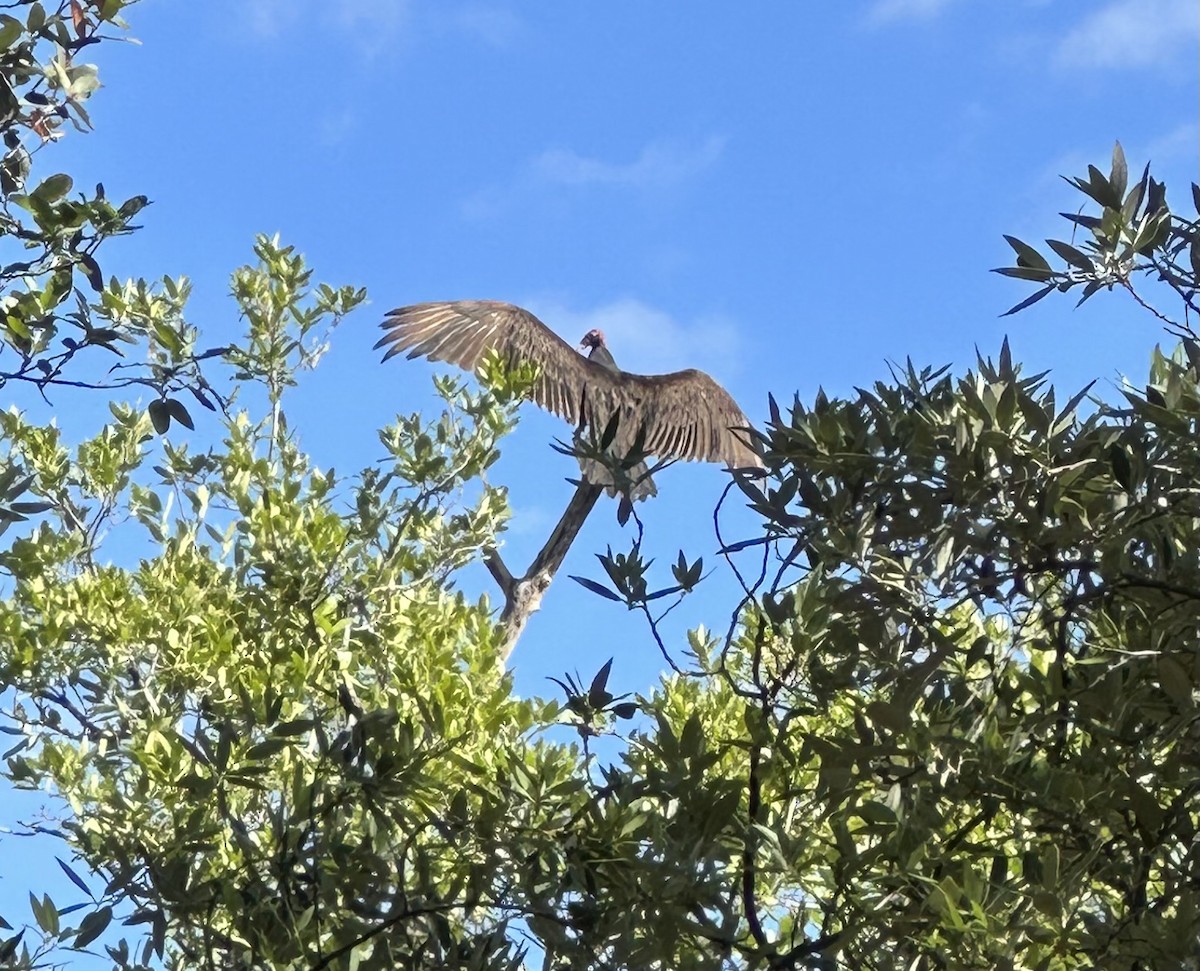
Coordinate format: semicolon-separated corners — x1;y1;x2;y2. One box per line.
992;266;1054;283
998;282;1056;316
588;658;613;708
1053;380;1096;433
8;501;52;514
856;800;897;825
1075;279;1104;307
43;268;73;309
30;892;58;936
245;737;289;760
1123;163;1150;222
1132;211;1167;254
55;858;92;896
1184;339;1200;374
1109;141;1127;202
1041;844;1059;889
0;930;24;963
865;701;909;733
1085;163;1122;209
0;16;23;50
165;398;193;430
1002;235;1051;271
1127;779;1166;832
1108;445;1133;492
1045;239;1093;271
148;399;170;434
570;574;621;601
1158;656;1192;708
989;854;1008;888
272;718;315;737
1059;211;1103;232
33;173;72;202
74;906;112;949
79;253;103;292
1146;176;1167;215
118;194;150;219
1031;890;1061;918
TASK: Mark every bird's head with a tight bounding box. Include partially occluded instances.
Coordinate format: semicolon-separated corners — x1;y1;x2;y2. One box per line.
579;328;606;351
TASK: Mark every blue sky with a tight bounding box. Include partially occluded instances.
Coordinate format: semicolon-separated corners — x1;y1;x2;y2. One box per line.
2;0;1197;956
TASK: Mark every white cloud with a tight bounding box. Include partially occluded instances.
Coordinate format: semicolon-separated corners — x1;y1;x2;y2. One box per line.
524;297;742;379
867;0;958;26
333;0;410;31
1148;122;1199;161
532;136;727;190
317;107;358;147
451;4;522;47
1006;120;1198;247
242;0;299;37
1038;123;1197;187
460;135;727;222
503;503;556;537
240;0;410;43
458;185;512;222
1057;0;1198;70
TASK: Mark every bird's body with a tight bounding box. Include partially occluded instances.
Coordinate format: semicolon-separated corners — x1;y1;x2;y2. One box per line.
577;327;657;500
375;300;761;498
583;336;618;372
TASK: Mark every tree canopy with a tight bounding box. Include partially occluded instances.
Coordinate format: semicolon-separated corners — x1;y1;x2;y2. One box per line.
3;4;1200;970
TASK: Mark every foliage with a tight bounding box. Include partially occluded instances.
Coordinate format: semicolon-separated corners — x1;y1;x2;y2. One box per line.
4;10;1200;967
566;149;1200;969
1;235;575;970
993;140;1196;333
0;0;226;533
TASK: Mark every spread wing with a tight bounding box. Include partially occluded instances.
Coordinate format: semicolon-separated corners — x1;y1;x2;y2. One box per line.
627;369;761;469
376;300;601;426
376;300;761;469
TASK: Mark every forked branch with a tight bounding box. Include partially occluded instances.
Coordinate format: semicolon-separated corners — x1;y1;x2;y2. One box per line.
486;481;605;660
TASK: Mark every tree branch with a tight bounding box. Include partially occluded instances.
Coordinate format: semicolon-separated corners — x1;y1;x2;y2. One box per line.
490;481;604;661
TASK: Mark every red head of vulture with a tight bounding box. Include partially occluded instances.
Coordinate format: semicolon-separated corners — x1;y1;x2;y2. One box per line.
375;300;761;499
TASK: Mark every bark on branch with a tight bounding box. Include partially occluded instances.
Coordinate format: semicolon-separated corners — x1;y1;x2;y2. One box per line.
487;481;604;661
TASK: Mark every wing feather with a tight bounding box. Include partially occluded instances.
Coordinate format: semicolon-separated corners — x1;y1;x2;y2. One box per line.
628;369;761;468
377;300;762;469
377;300;599;424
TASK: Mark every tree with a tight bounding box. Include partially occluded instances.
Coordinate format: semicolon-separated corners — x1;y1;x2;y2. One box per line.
0;0;225;529
4;231;567;970
0;2;222;964
566;143;1200;969
5;5;1200;966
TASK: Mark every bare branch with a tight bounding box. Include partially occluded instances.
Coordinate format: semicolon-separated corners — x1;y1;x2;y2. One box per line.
493;481;604;661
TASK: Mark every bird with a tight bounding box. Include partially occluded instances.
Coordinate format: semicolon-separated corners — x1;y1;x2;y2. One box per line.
577;327;657;501
375;300;762;500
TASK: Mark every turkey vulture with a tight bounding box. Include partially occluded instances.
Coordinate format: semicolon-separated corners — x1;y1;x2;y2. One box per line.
375;300;761;497
577;326;657;500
